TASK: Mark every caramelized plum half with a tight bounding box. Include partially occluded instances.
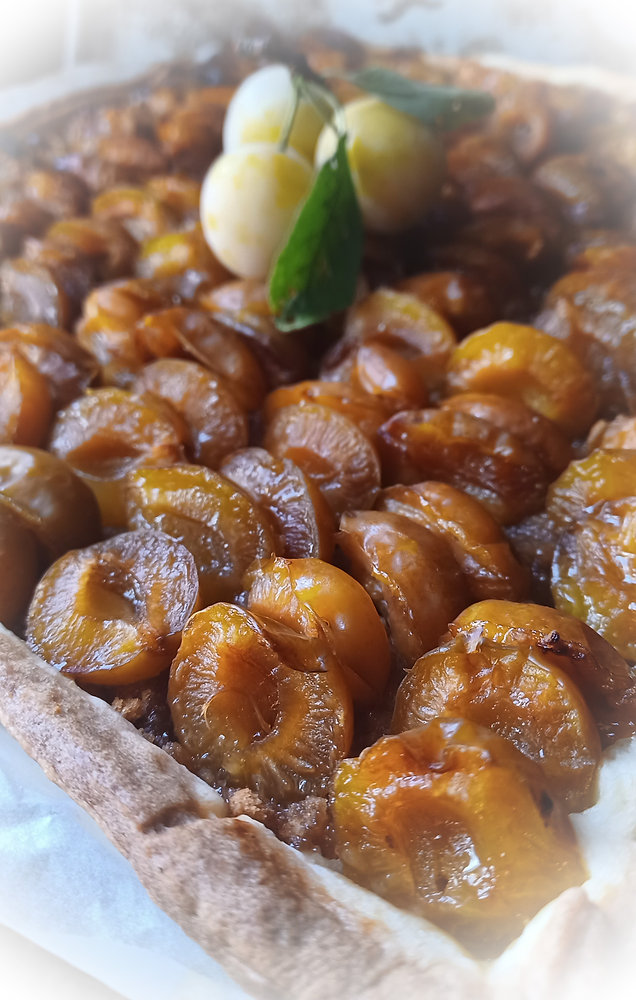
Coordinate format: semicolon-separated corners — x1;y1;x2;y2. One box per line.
338;510;468;667
332;719;585;956
168;603;353;802
265;404;381;518
49;387;186;528
0;351;52;446
0;498;39;629
27;529;199;685
392;637;601;810
126;464;277;606
133;358;248;468
377;482;529;603
445;322;598;437
220;448;334;560
245;556;391;704
0;445;101;560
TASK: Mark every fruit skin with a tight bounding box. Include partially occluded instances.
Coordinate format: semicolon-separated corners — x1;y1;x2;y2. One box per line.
315;97;445;233
126;464;277;606
332;718;586;957
200;144;314;280
244;555;391;705
338;510;468;667
168;602;353;803
391;637;601;811
26;529;200;686
223;64;324;163
0;497;39;630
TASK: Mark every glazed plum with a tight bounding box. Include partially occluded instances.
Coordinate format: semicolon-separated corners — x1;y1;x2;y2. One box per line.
23;169;89;219
397;270;497;337
135;308;267;410
439;393;572;478
220;448;334;560
198;279;308;387
168;603;353;801
76;279;168;385
92;186;177;242
264;381;395;442
324;288;456;397
27;529;199;685
0;256;73;329
133;359;248;468
0;351;52;447
49;387;186;527
46;217;137;281
586;415;636;451
348;341;429;411
136;225;230;297
338;510;468;666
445;322;598;437
537;260;636;415
552;497;636;662
547;450;636;530
126;464;277;605
0;323;97;408
0;498;40;629
392;637;600;810
378;407;550;524
0;446;101;560
332;719;585;955
450;599;636;744
145;175;201;223
244;556;391;704
377;482;529;602
265;404;381;518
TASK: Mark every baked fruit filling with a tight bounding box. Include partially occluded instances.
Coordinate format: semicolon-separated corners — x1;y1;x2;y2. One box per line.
1;29;636;959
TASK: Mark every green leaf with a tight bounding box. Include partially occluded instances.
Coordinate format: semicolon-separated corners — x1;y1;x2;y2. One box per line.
269;134;363;332
348;66;495;131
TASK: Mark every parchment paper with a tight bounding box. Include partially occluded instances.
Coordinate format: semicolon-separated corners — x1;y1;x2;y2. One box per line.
0;723;250;1000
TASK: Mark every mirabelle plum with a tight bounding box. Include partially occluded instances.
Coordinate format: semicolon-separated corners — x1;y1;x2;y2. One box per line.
220;448;334;560
378;407;551;525
547;449;636;530
244;556;391;704
27;529;200;686
0;445;101;560
126;464;278;606
315;97;445;232
168;602;353;801
49;387;186;528
338;510;468;666
265;403;381;517
450;599;636;744
0;351;52;446
200;145;314;279
132;359;248;468
377;482;529;602
552;497;636;663
0;498;39;629
0;323;97;409
445;323;599;438
392;637;601;810
223;64;324;162
332;719;585;955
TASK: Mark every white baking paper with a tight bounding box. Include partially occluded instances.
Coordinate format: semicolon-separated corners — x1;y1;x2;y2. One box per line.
0;723;251;1000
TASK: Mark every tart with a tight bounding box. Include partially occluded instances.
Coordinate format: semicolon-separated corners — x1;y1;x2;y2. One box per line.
0;27;636;999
